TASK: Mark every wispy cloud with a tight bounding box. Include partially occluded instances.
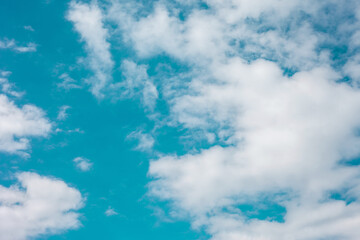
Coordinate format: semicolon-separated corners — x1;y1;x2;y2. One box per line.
127;130;155;152
57;73;82;90
67;1;113;98
111;60;158;110
57;105;71;121
55;128;84;134
0;39;15;49
0;71;24;97
13;42;37;53
0;39;37;53
24;25;34;32
105;206;118;216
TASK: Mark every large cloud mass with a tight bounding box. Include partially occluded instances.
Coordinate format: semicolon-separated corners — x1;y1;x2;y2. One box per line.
149;62;360;239
69;0;360;239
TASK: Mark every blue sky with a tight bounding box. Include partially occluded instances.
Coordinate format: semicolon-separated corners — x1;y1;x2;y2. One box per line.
2;0;360;240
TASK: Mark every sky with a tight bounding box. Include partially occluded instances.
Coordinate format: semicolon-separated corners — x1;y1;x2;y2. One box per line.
2;0;360;239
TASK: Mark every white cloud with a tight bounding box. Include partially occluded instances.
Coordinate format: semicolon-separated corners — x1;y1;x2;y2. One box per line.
0;73;50;156
344;56;360;84
0;172;83;240
0;39;15;49
127;130;155;152
67;2;161;110
55;128;84;134
13;43;37;53
0;94;51;156
57;73;82;90
0;39;37;53
0;72;24;98
104;1;360;239
67;1;113;98
105;206;118;216
112;60;158;110
57;105;70;121
0;71;11;77
149;60;360;240
107;0;333;70
73;157;93;171
64;0;360;239
24;25;34;32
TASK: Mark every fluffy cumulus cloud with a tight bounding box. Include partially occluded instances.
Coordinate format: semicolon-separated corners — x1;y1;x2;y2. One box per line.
70;0;360;239
0;172;83;240
149;63;360;239
0;75;51;155
0;95;34;153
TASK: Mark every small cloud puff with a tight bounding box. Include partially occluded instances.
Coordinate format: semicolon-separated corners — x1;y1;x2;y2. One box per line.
105;206;118;216
24;25;35;31
0;39;37;53
57;73;82;90
55;128;84;134
73;157;93;171
127;130;155;152
57;105;71;121
13;43;37;53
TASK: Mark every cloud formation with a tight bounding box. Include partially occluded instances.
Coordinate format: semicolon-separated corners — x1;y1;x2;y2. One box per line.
0;71;24;98
23;25;34;32
0;39;37;53
68;0;360;239
57;105;71;121
0;73;50;156
73;156;93;171
67;1;113;98
117;60;158;110
111;0;360;239
149;63;360;239
127;129;155;152
57;73;82;90
0;172;83;240
105;206;118;216
0;93;51;155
